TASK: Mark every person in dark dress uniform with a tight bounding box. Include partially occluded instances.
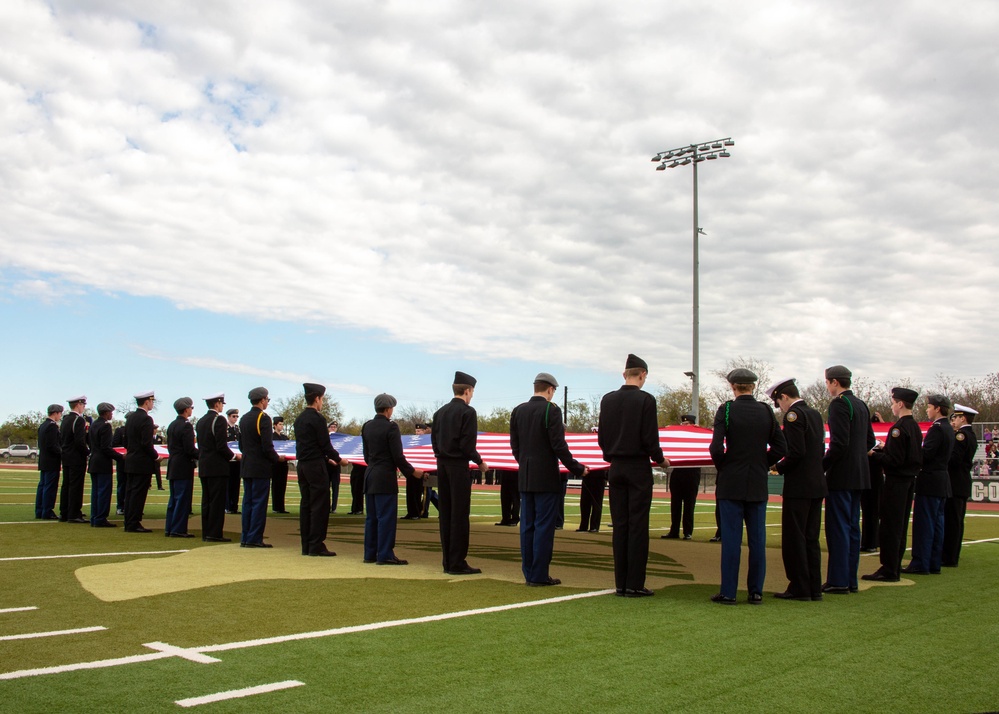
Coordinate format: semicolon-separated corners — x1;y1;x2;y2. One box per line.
295;383;348;556
271;416;291;514
197;393;237;542
362;394;424;564
768;378;826;601
511;372;587;586
597;354;670;598
59;395;90;523
239;387;282;548
904;394;955;574
662;414;701;540
416;424;440;518
709;369;786;605
496;469;521;527
860;412;885;552
943;404;978;567
432;371;488;575
577;458;607;534
88;402;122;528
225;408;242;514
123;391;158;532
863;387;923;582
822;365;875;594
164;397;198;538
326;421;343;514
35;404;64;520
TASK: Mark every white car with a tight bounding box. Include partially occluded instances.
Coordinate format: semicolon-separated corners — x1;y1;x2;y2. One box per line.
1;444;39;459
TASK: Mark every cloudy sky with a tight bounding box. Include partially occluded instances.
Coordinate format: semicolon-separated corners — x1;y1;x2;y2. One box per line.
1;0;996;425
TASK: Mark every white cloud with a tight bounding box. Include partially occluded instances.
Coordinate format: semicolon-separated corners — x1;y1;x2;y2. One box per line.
1;0;997;390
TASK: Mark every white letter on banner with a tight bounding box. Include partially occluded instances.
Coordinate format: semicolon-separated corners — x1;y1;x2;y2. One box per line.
990;482;999;503
972;482;984;502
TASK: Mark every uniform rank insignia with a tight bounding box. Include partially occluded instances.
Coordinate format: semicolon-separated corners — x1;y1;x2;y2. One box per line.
956;433;965;441
891;428;900;437
786;411;798;422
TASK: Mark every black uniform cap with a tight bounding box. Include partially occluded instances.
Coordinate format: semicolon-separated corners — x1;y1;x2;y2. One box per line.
927;394;951;410
680;414;697;424
453;371;477;387
625;353;648;371
890;387;918;403
303;382;326;397
825;365;852;381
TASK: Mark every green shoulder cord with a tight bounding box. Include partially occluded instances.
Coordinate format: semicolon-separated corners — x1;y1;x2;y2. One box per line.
840;394;854;421
725;401;731;428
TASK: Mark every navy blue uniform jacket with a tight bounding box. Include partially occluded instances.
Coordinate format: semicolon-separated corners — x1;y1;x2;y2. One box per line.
88;417;122;475
197;410;235;478
167;416;199;481
124;408;158;475
362;414;416;494
238;407;281;480
823;391;875;490
916;418;955;497
37;419;62;472
710;395;787;502
510;396;584;492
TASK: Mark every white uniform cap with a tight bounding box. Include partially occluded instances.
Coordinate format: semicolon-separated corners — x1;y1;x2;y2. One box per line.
953;403;979;415
134;390;155;400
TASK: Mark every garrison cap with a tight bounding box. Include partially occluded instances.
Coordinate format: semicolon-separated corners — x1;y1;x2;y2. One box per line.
47;404;64;415
625;353;648;371
927;394;951;410
953;403;979;416
824;365;852;381
248;386;269;402
303;382;326;397
173;397;194;413
453;371;477;387
766;378;796;401
727;368;758;384
134;390;155;400
96;402;115;414
891;387;918;404
535;372;559;389
374;393;398;410
680;414;697;425
226;408;239;417
67;394;87;404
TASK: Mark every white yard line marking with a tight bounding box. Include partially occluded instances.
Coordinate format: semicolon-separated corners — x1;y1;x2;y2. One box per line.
0;626;106;642
0;589;614;680
175;680;305;708
0;606;38;614
143;642;221;664
0;550;188;562
0;520;60;524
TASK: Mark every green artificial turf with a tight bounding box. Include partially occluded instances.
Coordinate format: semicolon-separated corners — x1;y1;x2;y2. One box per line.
1;468;997;712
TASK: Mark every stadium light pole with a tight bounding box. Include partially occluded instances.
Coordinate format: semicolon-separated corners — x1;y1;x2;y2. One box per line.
651;137;734;425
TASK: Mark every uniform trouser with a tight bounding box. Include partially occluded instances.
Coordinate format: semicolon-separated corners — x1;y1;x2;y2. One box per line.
878;475;914;578
154;464;163;490
164;479;193;535
499;471;520;523
404;475;423;517
607;458;653;591
271;465;289;512
35;470;60;518
556;479;568;528
89;473;113;526
327;465;341;512
59;462;86;520
226;462;241;511
349;466;365;513
520;491;559;583
298;460;331;554
437;459;472;571
668;471;700;537
714;502;722;538
578;472;606;531
860;467;883;550
123;472;151;530
942;496;968;566
781;497;823;597
241;478;270;544
719;499;767;599
421;487;439;517
115;469;126;512
825;489;861;589
364;492;399;562
910;494;945;572
200;477;228;539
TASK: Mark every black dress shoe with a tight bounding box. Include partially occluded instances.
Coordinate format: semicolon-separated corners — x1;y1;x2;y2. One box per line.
241;542;273;548
203;536;232;543
774;590;809;600
625;587;654;598
821;583;851;594
900;565;930;575
748;593;763;605
661;533;679;539
682;534;693;540
711;593;736;605
588;528;600;533
308;549;336;557
43;514;59;520
68;517;88;524
709;535;722;543
861;571;900;582
446;565;482;575
273;510;291;514
172;533;195;539
377;557;408;565
401;515;420;520
615;588;626;597
363;559;376;563
860;547;879;553
575;527;588;532
495;521;511;526
126;526;153;533
92;522;117;528
527;576;562;586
